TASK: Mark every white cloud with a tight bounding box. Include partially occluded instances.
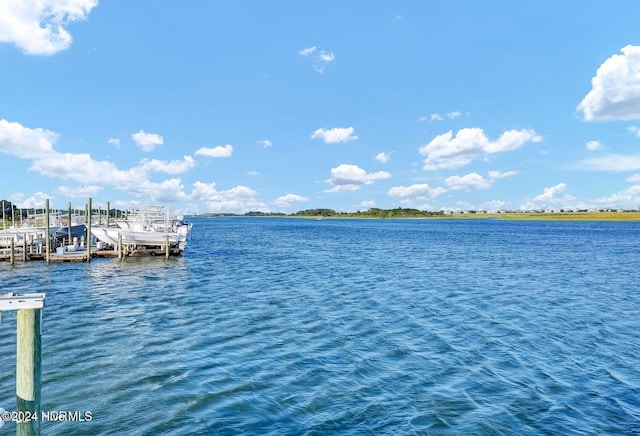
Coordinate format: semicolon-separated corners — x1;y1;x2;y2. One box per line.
188;181;269;214
578;45;640;121
137;156;196;174
195;144;233;158
12;191;51;208
358;200;377;209
586;140;603;151
108;137;121;148
419;128;541;170
533;183;568;201
314;50;335;73
446;170;518;191
299;46;317;56
0;118;57;159
274;194;309;208
482;200;509;211
628;126;640;138
375;152;390;163
627;173;640;183
57;185;101;198
446;173;491;191
388;183;446;199
247;171;259;176
30;152;124;183
300;46;335;72
132;130;164;152
258;139;272;148
324;184;361;193
521;183;576;211
150;178;186;203
112;199;141;210
577;154;640;171
311;127;357;144
319;51;334;62
28;151;189;202
325;164;391;192
0;119;200;204
0;0;97;55
426;111;461;122
488;170;519;180
595;185;640;209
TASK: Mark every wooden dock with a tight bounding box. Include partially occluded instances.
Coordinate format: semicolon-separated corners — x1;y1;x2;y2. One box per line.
2;197;189;265
0;246;184;263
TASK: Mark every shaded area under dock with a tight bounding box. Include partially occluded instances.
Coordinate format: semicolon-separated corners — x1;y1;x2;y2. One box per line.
0;246;184;263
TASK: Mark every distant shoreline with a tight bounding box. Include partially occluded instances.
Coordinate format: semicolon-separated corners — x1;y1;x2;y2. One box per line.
190;210;640;222
436;211;640;221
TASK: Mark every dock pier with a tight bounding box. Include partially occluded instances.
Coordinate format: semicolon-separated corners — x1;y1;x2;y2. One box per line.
0;246;184;263
1;197;187;264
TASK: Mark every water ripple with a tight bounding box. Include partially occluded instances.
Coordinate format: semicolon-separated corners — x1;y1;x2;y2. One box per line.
0;218;639;434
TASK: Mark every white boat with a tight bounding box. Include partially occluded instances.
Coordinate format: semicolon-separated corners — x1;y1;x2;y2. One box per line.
0;223;47;247
91;205;192;251
0;212;59;247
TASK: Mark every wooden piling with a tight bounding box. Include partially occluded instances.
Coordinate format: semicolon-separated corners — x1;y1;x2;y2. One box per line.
45;200;50;265
165;235;170;259
23;234;28;262
67;202;72;243
16;308;42;436
10;238;15;265
86;198;92;262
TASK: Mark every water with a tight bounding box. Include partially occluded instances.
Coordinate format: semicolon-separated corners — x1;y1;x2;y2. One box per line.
1;217;639;434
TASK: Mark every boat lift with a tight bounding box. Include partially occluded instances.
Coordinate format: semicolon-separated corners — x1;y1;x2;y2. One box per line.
0;293;45;436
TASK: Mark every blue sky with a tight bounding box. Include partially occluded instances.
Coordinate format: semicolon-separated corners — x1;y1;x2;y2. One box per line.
2;1;640;214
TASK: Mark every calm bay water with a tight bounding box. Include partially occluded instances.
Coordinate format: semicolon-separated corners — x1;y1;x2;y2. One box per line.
1;217;639;434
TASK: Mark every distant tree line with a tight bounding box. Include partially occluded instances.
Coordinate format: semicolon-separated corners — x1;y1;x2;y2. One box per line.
292;208;445;218
1;199;27;220
198;208;446;218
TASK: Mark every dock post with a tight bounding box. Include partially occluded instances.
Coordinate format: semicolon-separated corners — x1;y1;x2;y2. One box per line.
67;202;72;244
10;238;15;265
118;233;123;260
23;234;28;262
16;308;42;435
86;198;92;262
106;202;110;227
165;235;170;259
45;199;50;265
0;293;46;436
